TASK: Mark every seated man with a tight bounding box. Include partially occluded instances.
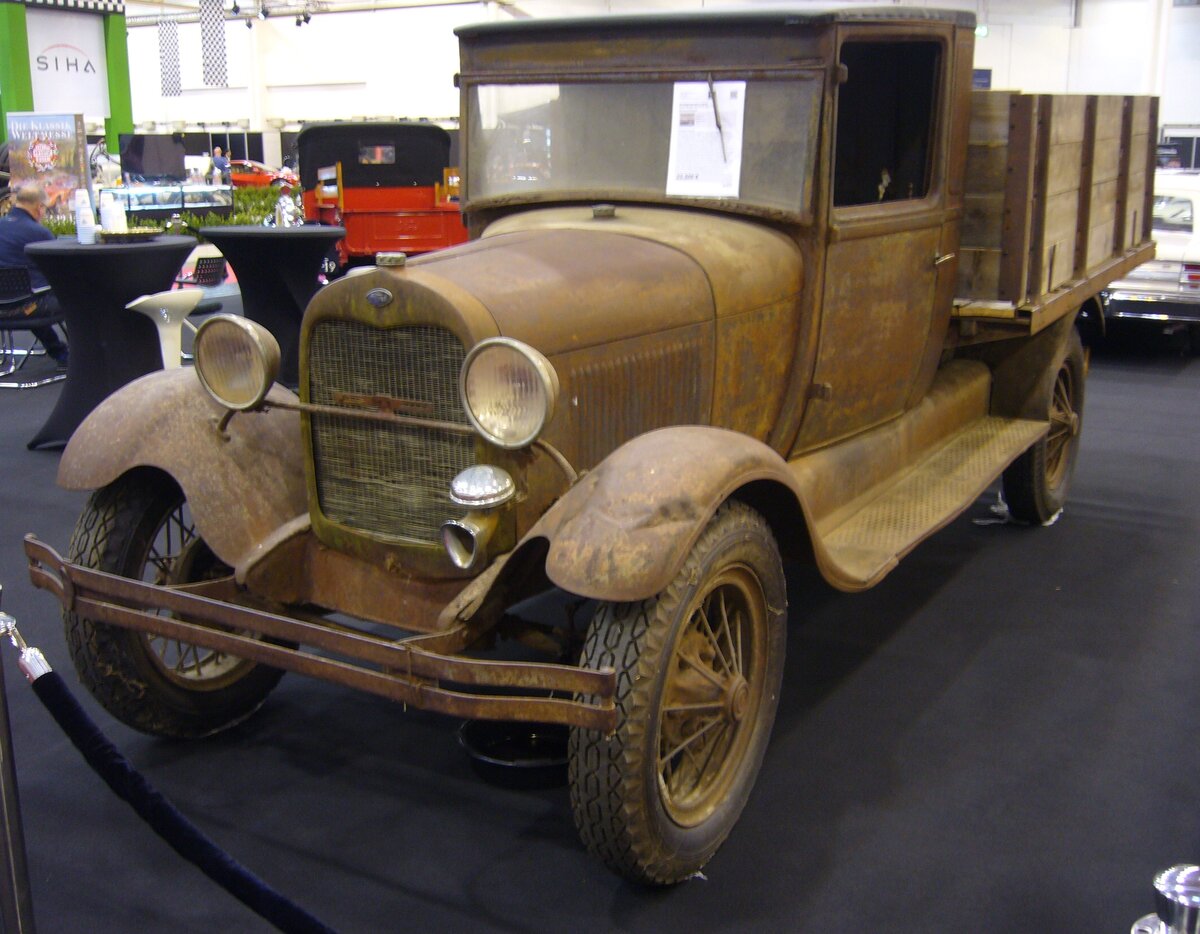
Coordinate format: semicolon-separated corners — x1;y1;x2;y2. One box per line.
0;184;69;367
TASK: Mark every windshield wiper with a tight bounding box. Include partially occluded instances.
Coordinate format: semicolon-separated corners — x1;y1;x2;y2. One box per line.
707;74;728;163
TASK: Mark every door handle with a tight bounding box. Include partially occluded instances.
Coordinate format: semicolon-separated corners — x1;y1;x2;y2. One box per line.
933;252;956;267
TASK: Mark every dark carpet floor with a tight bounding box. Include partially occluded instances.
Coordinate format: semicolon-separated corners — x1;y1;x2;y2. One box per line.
0;325;1197;932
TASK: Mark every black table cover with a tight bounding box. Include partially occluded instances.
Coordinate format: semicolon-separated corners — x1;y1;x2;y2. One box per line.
199;226;345;387
24;235;196;450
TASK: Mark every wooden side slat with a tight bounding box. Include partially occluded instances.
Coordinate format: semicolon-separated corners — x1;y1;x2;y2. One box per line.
968;90;1014;143
961;192;1005;250
958;90;1157;319
957;248;1002;300
999;93;1037;304
1143;98;1160;243
964;142;1009;193
1048;95;1087;145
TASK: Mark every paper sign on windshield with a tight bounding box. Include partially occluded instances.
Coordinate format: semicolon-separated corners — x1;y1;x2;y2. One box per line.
665;80;746;199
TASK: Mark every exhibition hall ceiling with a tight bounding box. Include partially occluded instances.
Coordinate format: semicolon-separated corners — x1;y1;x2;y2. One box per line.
119;0;1073;28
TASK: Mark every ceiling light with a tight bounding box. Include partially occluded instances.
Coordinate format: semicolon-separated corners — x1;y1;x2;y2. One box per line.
257;4;268;18
230;1;239;12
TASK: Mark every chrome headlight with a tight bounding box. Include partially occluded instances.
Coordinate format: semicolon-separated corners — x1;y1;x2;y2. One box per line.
460;338;558;449
193;315;280;411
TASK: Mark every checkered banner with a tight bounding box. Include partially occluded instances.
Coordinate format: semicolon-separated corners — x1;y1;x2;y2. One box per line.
199;0;228;88
22;0;125;14
158;19;181;97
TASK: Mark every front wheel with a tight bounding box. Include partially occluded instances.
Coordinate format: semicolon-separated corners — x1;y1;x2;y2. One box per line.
64;468;286;738
569;501;787;885
1002;327;1086;524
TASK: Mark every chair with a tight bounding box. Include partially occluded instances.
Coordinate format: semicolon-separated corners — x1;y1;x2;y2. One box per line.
176;255;228;288
127;290;204;369
0;266;67;389
175;255;228;317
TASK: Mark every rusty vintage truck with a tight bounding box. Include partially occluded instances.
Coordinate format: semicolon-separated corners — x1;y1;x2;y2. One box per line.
26;8;1155;884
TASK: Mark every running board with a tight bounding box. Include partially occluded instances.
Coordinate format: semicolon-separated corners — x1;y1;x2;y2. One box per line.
816;415;1047;589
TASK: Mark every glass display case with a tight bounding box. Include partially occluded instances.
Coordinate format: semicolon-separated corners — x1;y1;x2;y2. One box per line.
100;184;235;220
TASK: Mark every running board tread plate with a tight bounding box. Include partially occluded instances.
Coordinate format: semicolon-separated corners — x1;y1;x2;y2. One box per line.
821;415;1048;587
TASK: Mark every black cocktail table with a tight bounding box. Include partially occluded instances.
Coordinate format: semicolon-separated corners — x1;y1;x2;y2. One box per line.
199;225;345;387
24;235;196;450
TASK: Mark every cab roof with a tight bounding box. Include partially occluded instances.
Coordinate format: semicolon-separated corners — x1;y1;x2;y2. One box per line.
456;6;976;39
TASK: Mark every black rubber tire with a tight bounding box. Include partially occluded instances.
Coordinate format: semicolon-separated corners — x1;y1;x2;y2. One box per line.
64;468;285;738
1002;327;1086;524
568;501;787;885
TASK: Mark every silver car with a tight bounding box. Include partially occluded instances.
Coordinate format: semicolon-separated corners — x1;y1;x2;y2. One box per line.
1103;169;1200;341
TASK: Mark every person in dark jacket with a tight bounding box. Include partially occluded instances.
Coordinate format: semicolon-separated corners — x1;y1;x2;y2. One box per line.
210;146;231;185
0;184;69;366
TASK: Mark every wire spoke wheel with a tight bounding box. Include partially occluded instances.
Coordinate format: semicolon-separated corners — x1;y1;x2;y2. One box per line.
1044;363;1079;489
658;567;763;827
139;500;251;690
64;468;286;738
569;502;786;885
1002;326;1086;524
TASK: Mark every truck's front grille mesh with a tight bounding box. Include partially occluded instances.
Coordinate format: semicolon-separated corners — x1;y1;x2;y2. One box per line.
307;320;473;544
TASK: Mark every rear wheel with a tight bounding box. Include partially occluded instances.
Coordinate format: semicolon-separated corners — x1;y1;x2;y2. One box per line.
1002;328;1086;523
569;502;786;884
65;468;285;738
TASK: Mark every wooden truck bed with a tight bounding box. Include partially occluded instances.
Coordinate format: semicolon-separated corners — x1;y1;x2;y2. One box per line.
955;90;1157;334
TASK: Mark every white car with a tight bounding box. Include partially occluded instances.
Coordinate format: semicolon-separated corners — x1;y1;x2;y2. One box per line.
1103;169;1200;337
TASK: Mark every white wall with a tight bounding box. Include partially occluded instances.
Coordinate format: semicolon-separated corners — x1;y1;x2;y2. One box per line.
125;0;1200;136
1161;5;1200;128
127;2;494;128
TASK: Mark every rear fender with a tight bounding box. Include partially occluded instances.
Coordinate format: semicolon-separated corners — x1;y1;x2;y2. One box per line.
530;426;807;603
58;368;307;568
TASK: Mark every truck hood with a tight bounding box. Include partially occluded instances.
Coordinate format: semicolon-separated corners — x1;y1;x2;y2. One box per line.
402;203;801;353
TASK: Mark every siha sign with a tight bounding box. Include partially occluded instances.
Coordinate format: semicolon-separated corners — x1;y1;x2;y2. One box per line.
36;43;99;75
25;10;110;119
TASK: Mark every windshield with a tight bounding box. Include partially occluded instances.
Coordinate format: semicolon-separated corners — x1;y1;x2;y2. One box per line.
465;77;821;219
1153;194;1194;234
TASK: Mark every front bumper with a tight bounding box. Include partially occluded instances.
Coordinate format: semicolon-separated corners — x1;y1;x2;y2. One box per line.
25;535;616;732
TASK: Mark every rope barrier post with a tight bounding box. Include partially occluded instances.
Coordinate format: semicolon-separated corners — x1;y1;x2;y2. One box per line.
0;589;335;934
0;587;37;934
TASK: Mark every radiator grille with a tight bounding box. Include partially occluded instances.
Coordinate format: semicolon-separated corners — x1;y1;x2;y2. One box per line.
308;320;473;544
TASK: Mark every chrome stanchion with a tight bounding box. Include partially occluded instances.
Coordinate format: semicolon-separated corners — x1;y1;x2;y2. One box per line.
0;586;37;933
1133;865;1200;934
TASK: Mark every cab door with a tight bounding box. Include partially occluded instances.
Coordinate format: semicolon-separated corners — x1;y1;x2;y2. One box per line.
795;33;955;450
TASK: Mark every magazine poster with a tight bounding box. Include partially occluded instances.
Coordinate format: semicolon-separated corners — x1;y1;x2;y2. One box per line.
6;112;89;217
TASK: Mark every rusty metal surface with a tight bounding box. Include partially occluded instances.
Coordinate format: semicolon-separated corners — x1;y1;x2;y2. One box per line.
57;368;308;570
484;206;805;449
481;206;801;323
526;426;806;603
797;223;942;449
24;536;617;731
237;521;469;633
414;223;716;354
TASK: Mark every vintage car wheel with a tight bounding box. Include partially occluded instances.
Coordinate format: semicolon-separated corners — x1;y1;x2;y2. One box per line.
1002;327;1086;524
64;468;286;738
568;501;786;884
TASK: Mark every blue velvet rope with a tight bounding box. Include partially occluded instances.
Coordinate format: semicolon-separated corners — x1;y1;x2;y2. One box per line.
30;671;336;934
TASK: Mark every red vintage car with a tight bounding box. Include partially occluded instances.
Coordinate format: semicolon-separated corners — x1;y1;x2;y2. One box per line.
297;121;467;269
228;159;298;190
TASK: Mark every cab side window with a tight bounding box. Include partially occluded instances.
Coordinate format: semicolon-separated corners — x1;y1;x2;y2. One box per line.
834;41;941;207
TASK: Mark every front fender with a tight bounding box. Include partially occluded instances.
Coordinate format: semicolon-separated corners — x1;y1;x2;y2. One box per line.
531;426;805;602
59;368;307;569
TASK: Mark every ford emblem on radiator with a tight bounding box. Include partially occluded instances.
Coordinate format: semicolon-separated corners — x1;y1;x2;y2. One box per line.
366;288;393;308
